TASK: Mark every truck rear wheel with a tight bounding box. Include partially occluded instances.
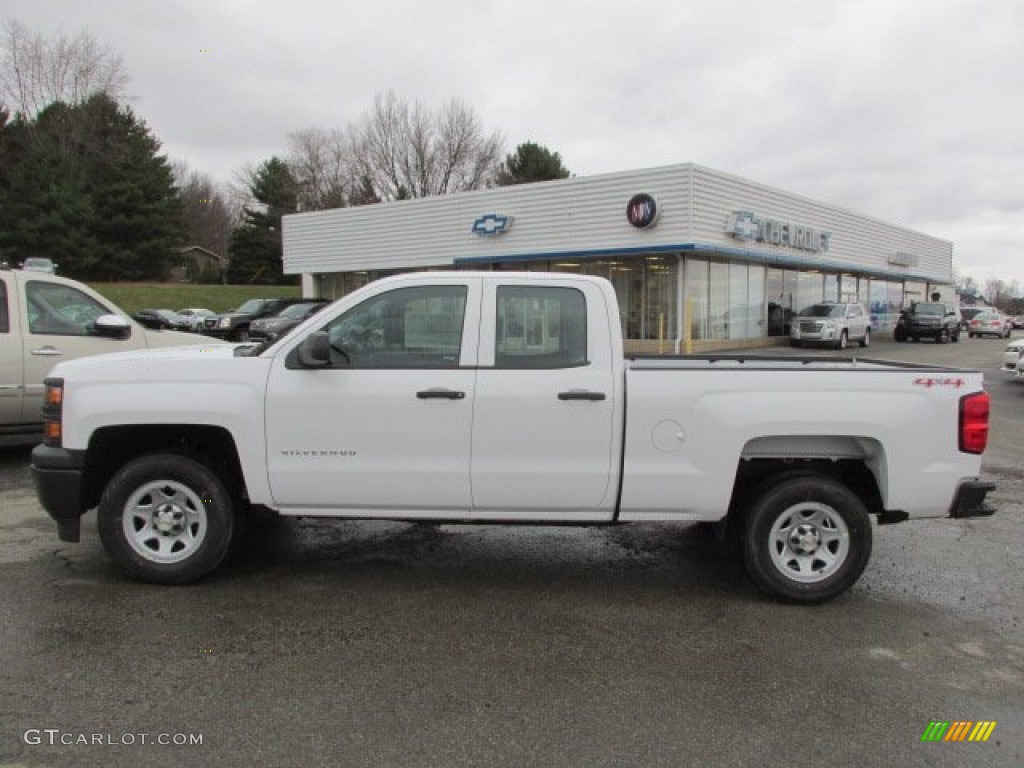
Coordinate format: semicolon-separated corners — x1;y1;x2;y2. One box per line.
98;453;235;584
743;475;872;604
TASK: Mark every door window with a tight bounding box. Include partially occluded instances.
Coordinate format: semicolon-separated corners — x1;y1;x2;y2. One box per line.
495;286;587;369
25;281;111;336
324;285;467;369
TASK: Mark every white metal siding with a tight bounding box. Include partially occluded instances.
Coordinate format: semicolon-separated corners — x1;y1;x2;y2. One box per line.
282;162;952;282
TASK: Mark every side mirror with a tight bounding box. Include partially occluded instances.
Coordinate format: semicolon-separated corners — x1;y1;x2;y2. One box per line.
296;331;332;368
93;314;132;340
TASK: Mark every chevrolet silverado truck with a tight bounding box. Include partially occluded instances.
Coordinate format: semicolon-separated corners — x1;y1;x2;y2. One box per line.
0;265;221;447
30;273;996;603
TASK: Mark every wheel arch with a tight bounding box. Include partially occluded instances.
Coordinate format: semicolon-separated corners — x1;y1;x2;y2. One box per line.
730;435;887;521
82;425;246;512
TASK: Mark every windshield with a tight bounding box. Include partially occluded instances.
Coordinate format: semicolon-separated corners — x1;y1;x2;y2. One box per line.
277;302;317;319
235;299;266;314
913;303;944;316
798;304;844;318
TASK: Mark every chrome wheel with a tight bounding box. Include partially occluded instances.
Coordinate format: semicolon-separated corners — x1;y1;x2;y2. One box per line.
122;479;208;564
768;501;850;583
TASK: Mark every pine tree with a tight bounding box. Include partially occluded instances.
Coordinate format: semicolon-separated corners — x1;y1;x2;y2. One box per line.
495;142;571;186
227;158;297;284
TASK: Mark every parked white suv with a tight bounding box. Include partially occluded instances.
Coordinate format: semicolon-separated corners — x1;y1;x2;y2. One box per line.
790;301;870;349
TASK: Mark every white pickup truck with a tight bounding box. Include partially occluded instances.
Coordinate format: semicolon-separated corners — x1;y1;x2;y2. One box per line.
30;272;996;603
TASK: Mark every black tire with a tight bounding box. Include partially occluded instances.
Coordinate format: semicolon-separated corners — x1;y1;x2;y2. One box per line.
836;331;848;350
938;327;950;344
952;330;960;343
893;327;907;342
98;453;235;585
969;333;975;339
858;328;870;348
742;475;872;604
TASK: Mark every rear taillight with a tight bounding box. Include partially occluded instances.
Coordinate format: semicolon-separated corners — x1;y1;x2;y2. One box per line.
42;378;64;447
959;391;990;454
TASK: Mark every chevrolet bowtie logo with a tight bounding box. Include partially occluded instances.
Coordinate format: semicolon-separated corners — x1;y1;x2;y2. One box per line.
472;213;513;236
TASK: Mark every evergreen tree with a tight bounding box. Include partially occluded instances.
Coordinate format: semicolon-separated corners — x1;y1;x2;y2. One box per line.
227;158;297;284
495;142;571;186
0;93;182;279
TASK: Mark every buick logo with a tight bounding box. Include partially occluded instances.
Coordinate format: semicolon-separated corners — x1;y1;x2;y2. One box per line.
472;213;513;236
626;193;659;229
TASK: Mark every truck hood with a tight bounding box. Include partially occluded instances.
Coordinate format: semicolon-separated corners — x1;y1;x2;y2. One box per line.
51;342;242;380
142;328;221;347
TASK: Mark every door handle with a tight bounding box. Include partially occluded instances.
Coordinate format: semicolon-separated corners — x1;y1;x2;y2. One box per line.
417;388;466;400
30;347;64;357
558;390;606;401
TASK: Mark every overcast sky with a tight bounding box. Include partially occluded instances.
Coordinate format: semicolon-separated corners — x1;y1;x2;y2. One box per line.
7;0;1023;291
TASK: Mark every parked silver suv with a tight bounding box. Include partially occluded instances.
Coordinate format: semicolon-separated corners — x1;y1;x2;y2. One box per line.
790;301;870;350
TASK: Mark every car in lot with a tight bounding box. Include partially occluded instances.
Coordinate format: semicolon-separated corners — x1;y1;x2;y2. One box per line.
1002;338;1024;377
209;297;327;342
0;266;225;446
131;308;192;331
19;257;58;274
789;301;870;349
1011;315;1024;330
958;306;985;330
893;301;960;343
968;311;1012;339
248;301;330;341
176;307;218;332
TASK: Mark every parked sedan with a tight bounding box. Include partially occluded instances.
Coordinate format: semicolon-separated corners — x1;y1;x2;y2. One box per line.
968;311;1012;339
132;308;192;331
176;307;219;332
1003;338;1024;377
248;301;329;341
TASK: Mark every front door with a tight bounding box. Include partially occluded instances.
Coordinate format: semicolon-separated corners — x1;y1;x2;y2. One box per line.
265;281;480;514
20;278;146;422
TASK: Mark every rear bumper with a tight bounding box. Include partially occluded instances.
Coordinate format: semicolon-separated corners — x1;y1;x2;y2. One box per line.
30;444;87;542
948;479;997;519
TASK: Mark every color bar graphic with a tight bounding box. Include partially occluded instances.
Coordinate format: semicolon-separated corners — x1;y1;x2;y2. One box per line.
921;720;997;743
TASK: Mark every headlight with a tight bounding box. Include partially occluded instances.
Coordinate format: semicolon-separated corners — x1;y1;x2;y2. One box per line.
219;318;230;328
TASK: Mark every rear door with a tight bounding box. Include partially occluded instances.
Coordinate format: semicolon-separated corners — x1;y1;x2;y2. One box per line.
470;279;618;519
0;275;23;427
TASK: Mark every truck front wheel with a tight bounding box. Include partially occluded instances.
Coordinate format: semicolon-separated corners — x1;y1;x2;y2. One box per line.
98;453;235;584
743;475;872;604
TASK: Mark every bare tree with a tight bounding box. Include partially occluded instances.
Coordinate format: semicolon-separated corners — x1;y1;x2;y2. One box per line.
0;19;128;116
287;127;350;211
349;91;503;202
172;160;235;263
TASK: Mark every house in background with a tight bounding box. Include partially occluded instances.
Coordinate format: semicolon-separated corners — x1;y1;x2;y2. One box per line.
171;245;226;283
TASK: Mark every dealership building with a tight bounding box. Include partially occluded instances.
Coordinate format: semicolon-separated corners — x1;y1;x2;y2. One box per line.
282;163;954;354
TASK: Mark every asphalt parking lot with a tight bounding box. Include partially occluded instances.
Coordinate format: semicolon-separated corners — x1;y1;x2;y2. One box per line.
1;334;1022;768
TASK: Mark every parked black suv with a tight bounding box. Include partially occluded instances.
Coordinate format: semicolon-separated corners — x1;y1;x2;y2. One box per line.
209;297;328;341
893;301;960;343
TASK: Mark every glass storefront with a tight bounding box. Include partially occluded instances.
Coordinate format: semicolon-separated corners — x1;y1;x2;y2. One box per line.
315;255;940;353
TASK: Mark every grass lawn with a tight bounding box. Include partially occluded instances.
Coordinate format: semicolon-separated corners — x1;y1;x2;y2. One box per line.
87;283;303;314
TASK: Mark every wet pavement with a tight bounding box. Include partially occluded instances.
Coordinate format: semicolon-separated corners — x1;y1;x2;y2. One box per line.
1;335;1022;767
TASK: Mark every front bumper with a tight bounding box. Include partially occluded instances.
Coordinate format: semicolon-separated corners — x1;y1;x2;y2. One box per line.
948;479;997;519
30;444;87;542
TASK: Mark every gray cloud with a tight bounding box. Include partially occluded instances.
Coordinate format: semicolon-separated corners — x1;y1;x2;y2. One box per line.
7;0;1022;288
